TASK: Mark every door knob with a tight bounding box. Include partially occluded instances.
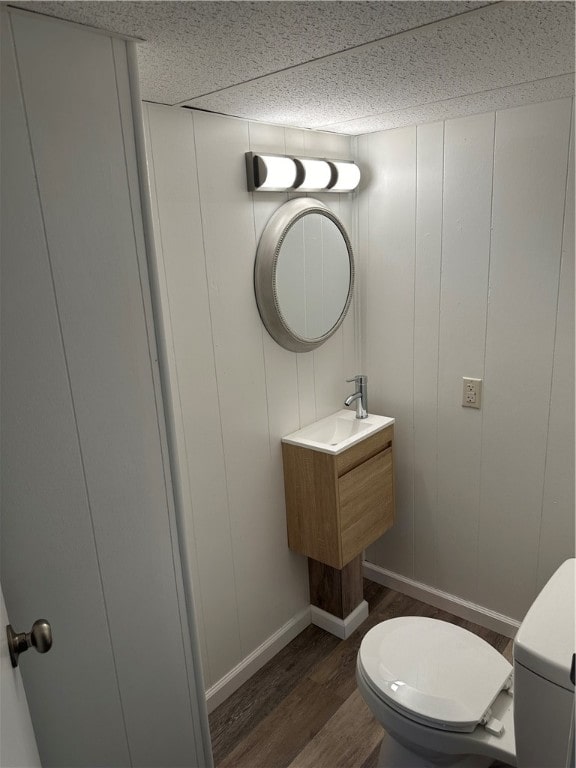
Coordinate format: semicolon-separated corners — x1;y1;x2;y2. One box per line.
6;620;53;668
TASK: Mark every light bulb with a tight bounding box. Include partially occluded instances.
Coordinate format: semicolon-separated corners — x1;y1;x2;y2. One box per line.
256;155;297;189
295;159;332;190
330;162;361;191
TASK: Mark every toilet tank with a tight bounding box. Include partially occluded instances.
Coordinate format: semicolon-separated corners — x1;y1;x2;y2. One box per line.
513;559;575;768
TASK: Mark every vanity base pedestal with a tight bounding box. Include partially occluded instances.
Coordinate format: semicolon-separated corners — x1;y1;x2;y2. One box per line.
308;555;367;639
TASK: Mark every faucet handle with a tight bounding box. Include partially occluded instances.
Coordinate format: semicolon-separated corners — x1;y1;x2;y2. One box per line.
346;375;367;384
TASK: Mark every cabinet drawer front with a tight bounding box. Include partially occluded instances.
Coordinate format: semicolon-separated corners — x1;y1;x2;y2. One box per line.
336;425;393;476
339;448;394;565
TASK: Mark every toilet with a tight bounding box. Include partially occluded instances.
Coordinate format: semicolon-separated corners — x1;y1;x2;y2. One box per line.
357;559;575;768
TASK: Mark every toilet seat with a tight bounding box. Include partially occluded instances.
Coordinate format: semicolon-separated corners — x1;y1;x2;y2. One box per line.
359;617;512;734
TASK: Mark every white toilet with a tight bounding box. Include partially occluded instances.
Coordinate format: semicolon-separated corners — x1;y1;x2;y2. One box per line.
357;559;575;768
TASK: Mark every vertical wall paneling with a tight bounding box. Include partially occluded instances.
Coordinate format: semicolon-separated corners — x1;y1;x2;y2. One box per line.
144;103;240;685
477;99;573;618
356;133;371;376
349;135;361;377
436;112;495;602
192;111;314;658
3;10;205;766
14;18;197;760
537;102;575;590
191;111;277;656
363;126;417;576
413;122;444;586
341;135;360;387
116;48;212;768
146;108;357;694
362;98;574;621
1;14;130;765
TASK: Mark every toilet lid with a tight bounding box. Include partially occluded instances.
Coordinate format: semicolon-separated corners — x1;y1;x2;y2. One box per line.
359;617;512;732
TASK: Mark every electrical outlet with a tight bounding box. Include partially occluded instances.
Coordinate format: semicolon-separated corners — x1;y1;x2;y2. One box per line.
462;377;482;409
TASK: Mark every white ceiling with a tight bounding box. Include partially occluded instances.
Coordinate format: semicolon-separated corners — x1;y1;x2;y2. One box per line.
14;1;575;134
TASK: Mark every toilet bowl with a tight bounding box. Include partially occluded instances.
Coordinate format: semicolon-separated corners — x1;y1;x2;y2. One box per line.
357;559;575;768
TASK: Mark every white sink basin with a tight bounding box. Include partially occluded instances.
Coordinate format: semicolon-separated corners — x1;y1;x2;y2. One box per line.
282;409;394;455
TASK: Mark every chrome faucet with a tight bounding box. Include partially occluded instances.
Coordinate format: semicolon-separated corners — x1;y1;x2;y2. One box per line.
344;375;368;419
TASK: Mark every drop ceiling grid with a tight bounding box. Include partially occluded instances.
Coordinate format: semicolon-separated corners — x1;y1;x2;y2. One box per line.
11;0;576;134
182;2;575;132
16;0;491;105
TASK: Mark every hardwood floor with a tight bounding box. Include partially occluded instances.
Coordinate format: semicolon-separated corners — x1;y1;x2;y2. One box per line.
209;580;514;768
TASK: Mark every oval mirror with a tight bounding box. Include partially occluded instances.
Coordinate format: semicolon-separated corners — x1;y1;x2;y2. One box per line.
254;198;354;352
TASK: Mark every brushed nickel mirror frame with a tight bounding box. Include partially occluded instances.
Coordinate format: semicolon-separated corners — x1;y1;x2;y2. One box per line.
254;198;355;353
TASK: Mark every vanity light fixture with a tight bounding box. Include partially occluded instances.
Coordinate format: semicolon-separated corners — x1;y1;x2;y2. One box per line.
245;151;360;193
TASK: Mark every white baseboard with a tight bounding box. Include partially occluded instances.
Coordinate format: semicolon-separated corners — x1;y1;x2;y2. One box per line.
206;564;519;714
205;605;311;713
310;599;369;639
363;561;520;639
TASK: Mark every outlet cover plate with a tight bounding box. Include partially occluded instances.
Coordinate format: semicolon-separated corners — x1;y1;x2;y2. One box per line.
462;377;482;409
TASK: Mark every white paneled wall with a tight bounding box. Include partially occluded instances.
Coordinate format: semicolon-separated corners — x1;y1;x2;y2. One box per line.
361;126;417;577
2;10;210;766
143;96;572;699
143;104;357;692
437;112;494;601
361;98;575;621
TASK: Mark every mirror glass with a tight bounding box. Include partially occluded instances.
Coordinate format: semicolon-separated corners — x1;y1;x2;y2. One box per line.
254;198;354;353
275;214;351;340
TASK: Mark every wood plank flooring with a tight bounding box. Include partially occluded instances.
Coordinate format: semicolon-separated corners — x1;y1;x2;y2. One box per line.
209;580;514;768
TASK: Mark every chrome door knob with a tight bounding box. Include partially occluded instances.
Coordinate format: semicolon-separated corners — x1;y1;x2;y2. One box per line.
7;619;53;668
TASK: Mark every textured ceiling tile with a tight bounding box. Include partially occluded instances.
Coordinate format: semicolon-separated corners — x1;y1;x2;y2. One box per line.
322;75;575;134
183;2;574;129
17;1;491;104
13;0;575;132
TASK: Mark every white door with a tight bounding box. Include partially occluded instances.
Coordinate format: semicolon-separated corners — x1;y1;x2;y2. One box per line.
0;585;41;768
1;8;212;767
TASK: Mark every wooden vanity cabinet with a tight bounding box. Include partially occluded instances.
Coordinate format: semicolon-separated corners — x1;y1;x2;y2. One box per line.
282;425;394;569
